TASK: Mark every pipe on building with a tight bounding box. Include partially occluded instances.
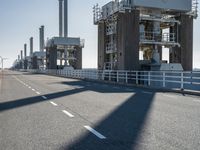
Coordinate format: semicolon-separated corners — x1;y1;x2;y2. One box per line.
30;37;33;56
59;0;63;37
24;44;27;58
21;50;23;60
64;0;68;37
39;26;45;52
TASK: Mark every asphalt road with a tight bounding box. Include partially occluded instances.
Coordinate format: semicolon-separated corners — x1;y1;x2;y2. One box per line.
0;70;200;150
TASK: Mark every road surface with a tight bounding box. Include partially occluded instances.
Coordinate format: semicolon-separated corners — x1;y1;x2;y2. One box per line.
0;70;200;150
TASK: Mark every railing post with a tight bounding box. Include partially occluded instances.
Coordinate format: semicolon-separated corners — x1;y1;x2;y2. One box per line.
125;71;128;83
117;71;119;83
80;70;82;79
102;71;104;80
191;71;193;85
148;72;151;86
163;72;166;88
136;71;138;85
109;71;111;81
181;72;184;90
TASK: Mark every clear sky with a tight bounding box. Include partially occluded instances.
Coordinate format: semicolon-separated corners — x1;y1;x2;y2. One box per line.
0;0;199;69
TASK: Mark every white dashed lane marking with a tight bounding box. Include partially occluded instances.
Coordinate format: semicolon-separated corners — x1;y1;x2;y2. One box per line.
36;91;41;95
84;126;106;139
62;110;74;118
42;96;47;100
50;101;58;106
13;76;43;97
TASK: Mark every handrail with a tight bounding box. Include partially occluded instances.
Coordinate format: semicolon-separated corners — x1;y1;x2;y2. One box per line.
21;69;200;92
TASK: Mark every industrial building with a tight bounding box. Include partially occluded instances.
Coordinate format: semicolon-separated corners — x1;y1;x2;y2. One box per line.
31;26;46;70
13;0;84;70
94;0;198;71
46;0;84;70
12;25;46;70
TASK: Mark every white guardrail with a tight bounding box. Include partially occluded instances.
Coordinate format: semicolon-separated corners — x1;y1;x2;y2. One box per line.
20;69;200;91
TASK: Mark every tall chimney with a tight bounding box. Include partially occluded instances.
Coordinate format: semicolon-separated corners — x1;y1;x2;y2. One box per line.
18;55;20;61
64;0;68;37
39;27;42;51
21;50;23;60
59;0;63;37
39;26;44;52
24;44;27;58
30;37;33;56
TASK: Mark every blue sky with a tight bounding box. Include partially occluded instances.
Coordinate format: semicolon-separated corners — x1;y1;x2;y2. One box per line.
0;0;199;68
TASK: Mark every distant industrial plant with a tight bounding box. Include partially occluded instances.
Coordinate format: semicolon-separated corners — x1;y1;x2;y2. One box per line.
12;0;198;72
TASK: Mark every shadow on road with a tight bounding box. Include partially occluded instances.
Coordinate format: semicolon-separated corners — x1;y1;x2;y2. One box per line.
0;87;86;112
0;79;147;112
64;91;155;150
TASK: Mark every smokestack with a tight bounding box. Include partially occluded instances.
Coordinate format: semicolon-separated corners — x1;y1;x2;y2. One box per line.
20;50;23;60
18;55;20;61
24;44;27;58
64;0;68;37
59;0;63;37
39;26;44;52
30;37;33;56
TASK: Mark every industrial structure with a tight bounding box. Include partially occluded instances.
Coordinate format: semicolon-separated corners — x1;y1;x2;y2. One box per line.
12;0;198;72
31;25;46;69
94;0;198;71
46;0;84;70
13;0;84;70
12;26;46;70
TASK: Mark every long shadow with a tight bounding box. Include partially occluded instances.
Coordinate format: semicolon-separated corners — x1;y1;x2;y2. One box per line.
64;91;155;150
51;80;151;93
0;87;85;112
0;79;142;112
0;79;141;112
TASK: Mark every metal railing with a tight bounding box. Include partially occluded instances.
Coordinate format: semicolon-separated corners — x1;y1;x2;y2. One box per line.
22;69;200;92
140;32;176;43
93;0;132;24
192;0;198;19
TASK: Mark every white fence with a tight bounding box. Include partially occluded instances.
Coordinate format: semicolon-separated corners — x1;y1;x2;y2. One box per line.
21;69;200;91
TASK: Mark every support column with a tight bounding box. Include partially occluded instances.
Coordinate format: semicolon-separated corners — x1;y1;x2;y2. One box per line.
98;22;106;70
49;48;57;69
117;10;140;70
170;15;193;71
74;48;82;69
